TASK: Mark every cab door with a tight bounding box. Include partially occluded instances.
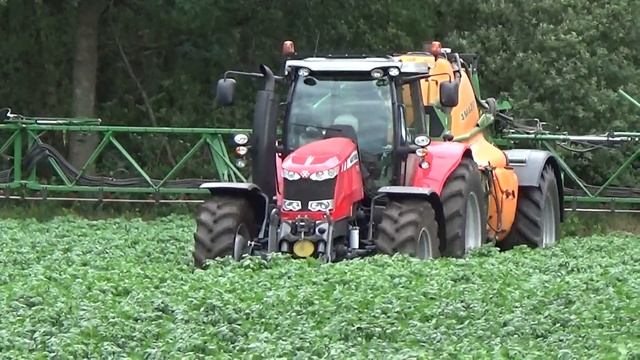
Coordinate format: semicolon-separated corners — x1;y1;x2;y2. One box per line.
396;79;428;186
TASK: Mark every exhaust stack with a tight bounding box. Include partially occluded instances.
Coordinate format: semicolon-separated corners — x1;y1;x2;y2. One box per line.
250;64;278;200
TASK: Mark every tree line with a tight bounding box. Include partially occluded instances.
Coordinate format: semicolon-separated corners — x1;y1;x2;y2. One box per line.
1;0;638;185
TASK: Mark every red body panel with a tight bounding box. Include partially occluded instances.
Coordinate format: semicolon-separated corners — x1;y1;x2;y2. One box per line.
281;137;355;172
274;138;467;222
278;138;364;221
410;141;471;194
329;156;363;220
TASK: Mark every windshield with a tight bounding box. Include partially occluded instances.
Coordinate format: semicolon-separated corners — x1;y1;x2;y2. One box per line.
285;74;393;154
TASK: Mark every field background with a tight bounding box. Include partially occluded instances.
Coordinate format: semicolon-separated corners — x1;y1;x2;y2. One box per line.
0;210;638;359
2;0;640;358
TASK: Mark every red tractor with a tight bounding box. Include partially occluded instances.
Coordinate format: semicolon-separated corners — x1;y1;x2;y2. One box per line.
193;41;563;267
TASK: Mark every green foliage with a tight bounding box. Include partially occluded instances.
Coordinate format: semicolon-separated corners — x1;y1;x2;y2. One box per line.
0;1;639;184
442;0;640;185
0;215;639;358
561;212;640;238
0;0;76;116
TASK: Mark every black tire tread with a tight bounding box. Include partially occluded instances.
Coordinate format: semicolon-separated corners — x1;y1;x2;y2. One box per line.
374;199;440;258
440;157;488;257
193;196;255;268
499;164;559;250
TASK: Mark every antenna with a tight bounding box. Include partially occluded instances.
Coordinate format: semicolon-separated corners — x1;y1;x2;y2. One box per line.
314;32;320;56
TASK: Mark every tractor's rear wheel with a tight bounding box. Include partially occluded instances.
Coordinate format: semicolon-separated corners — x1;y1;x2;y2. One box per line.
499;164;560;250
374;199;440;260
193;196;256;268
440;157;488;257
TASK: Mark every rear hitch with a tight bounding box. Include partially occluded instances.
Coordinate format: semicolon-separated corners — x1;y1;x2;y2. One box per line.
344;245;377;260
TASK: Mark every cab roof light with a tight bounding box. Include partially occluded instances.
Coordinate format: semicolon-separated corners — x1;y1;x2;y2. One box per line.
371;68;384;78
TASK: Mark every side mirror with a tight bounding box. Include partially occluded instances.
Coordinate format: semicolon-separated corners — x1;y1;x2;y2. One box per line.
0;108;10;121
216;78;237;106
439;80;459;108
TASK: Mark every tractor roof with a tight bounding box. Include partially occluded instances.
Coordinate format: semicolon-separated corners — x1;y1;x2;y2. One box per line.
284;57;430;75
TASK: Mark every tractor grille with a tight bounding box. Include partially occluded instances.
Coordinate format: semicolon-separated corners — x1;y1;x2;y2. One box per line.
283;178;336;210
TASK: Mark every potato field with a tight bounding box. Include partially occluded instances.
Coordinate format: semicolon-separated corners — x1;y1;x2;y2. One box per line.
1;215;639;359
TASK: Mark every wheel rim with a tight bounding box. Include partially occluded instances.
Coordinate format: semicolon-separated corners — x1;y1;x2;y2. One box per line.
464;192;482;252
233;224;251;260
416;228;432;260
542;193;557;247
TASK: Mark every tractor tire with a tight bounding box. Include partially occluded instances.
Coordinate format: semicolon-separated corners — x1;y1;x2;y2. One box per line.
440;157;488;257
499;164;560;250
193;196;256;268
374;199;440;260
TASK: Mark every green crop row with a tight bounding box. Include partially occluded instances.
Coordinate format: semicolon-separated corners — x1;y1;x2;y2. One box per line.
0;215;638;359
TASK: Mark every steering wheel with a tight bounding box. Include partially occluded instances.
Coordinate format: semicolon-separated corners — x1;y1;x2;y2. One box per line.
298;126;324;146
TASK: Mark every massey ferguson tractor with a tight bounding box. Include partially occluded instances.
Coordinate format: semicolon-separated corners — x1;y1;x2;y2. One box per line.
192;40;563;267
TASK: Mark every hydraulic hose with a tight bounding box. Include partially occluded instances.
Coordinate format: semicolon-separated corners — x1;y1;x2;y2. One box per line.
0;141;216;188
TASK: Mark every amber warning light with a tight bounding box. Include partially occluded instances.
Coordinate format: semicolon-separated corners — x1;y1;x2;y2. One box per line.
282;41;295;56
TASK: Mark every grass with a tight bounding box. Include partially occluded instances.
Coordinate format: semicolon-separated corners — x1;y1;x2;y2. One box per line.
0;214;639;359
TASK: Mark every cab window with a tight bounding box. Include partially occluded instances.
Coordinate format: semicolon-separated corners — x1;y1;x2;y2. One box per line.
399;81;427;142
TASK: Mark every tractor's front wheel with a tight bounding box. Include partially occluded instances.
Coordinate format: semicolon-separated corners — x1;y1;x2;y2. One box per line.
499;164;560;250
193;196;256;268
374;199;440;260
440;157;488;257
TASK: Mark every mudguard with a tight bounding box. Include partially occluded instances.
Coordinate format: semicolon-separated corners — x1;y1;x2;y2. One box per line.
410;141;472;195
378;186;436;197
199;182;271;237
504;149;564;220
199;181;263;193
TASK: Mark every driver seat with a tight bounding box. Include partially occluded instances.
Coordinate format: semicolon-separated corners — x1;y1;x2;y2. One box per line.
324;114;359;144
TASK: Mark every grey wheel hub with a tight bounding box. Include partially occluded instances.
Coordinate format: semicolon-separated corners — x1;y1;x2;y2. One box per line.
541;193;557;247
416;228;432;260
464;192;482;253
233;224;251;260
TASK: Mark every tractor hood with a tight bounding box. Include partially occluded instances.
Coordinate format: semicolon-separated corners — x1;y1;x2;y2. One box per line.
278;136;363;221
281;137;357;176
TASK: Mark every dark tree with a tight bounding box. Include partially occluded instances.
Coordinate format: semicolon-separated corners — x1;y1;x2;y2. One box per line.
68;0;107;171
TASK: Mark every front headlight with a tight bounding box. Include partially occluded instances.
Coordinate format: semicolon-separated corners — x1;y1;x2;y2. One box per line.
309;199;334;212
235;159;247;168
233;133;249;145
283;200;302;211
283;169;301;181
310;166;339;181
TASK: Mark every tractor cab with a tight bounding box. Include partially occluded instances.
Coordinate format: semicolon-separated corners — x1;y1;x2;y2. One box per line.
281;56;437;197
